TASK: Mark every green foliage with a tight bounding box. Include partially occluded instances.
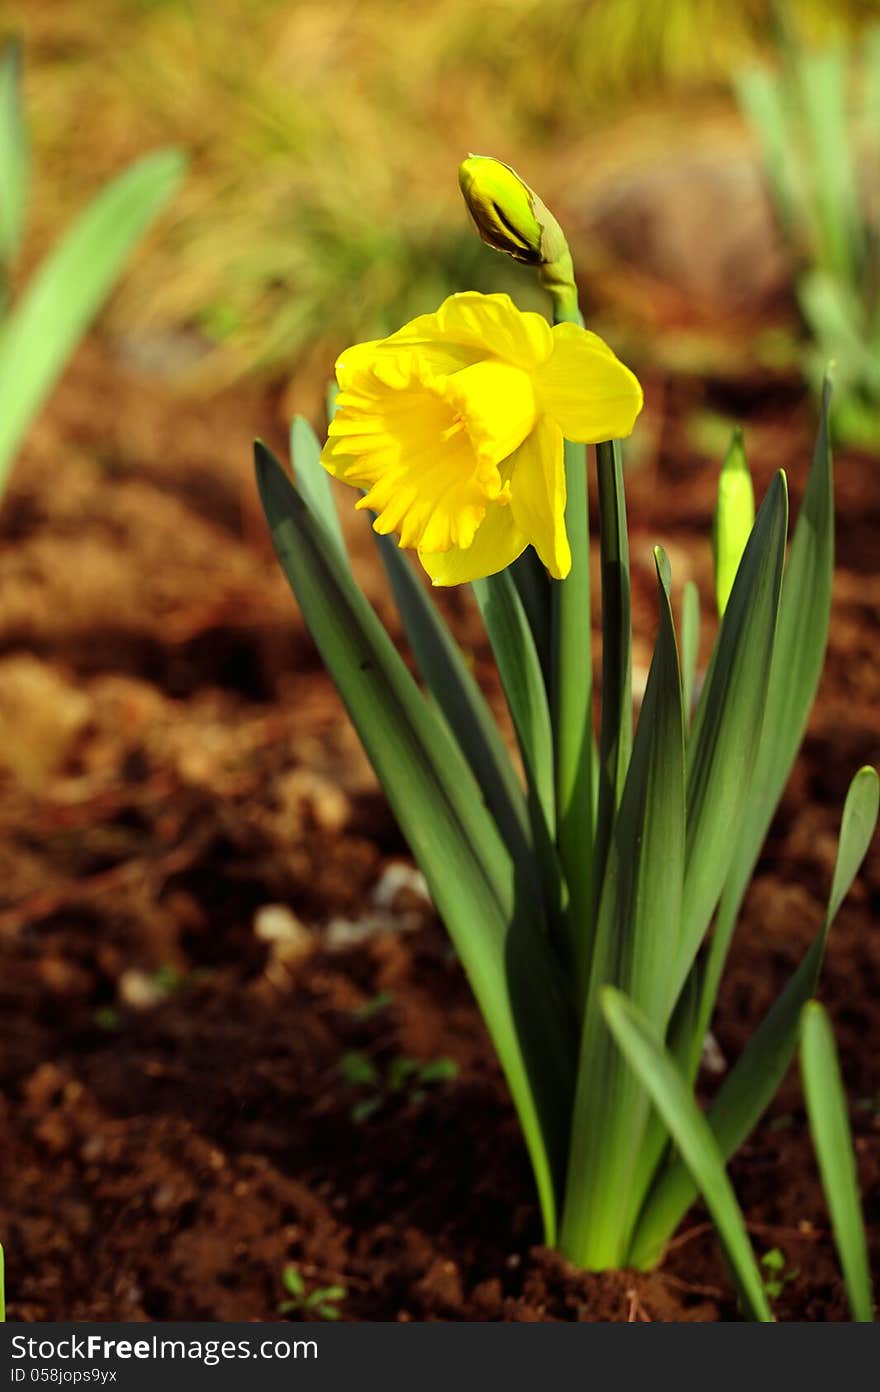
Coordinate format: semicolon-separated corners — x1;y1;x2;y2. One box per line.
735;29;880;446
0;38;184;498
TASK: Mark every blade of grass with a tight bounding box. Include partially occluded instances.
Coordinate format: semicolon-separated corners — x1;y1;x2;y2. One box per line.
631;764;879;1268
602;987;773;1322
255;442;574;1241
801;1001;874;1322
561;548;684;1267
0;147;185;491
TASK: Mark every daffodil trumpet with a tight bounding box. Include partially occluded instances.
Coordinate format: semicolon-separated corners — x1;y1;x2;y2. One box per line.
256;152;876;1313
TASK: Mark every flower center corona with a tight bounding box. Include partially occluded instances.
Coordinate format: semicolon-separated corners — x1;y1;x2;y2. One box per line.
441;359;537;467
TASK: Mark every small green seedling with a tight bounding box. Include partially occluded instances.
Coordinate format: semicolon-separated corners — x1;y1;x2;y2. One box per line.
351;990;394;1021
340;1050;458;1123
760;1248;799;1301
278;1264;346;1321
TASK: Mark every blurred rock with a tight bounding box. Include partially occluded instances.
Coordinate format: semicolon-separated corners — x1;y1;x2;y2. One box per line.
0;656;92;792
581;150;790;319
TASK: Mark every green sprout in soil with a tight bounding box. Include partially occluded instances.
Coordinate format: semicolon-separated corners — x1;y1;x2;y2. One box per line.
760;1248;799;1302
351;990;394;1022
278;1265;346;1322
340;1051;459;1124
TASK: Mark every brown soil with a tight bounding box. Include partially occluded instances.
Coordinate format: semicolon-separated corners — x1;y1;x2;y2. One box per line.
0;339;877;1322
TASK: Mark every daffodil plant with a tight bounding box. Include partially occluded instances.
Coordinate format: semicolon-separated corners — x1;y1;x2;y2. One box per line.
255;156;879;1319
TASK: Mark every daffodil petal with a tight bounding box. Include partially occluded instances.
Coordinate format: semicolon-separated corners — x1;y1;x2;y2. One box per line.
335;334;473;389
535;321;643;443
507;416;570;579
434;292;554;370
418;499;526;586
444;359;537;464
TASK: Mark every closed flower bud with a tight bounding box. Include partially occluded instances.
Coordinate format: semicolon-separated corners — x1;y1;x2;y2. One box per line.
459;155;568;269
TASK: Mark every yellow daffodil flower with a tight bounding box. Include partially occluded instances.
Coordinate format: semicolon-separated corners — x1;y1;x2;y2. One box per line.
321;291;643;585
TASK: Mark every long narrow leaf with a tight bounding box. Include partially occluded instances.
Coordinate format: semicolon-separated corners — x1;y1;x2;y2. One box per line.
680;579;700;728
602;988;773;1322
801;1001;874;1322
631;765;879;1268
593;438;632;913
692;381;834;1067
255;442;573;1241
472;570;555;840
561;548;684;1268
799;45;864;284
509;549;551;681
552;438;594;996
472;568;565;936
675;471;788;994
290;415;347;561
0;37;27;270
0;147;185;491
734;66;803;246
376;536;538;895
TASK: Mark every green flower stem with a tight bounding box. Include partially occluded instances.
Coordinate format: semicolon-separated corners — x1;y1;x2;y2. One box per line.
548;280;595;1000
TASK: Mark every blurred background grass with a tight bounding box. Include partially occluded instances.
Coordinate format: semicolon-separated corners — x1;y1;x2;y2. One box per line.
4;0;880;411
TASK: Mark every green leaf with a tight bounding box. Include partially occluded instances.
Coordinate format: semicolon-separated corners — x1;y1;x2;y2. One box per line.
593;439;633;917
692;381;834;1071
734;65;803;246
680;579;700;728
712;429;755;617
602;988;773;1322
801;1001;874;1322
509;548;551;679
0;37;27;271
473;569;555;839
376;537;537;897
561;548;684;1268
675;470;788;997
631;764;878;1268
290;415;347;561
339;1050;380;1087
282;1265;306;1298
799;45;864;284
0;147;185;493
254;442;573;1242
552;438;594;997
471;568;564;937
